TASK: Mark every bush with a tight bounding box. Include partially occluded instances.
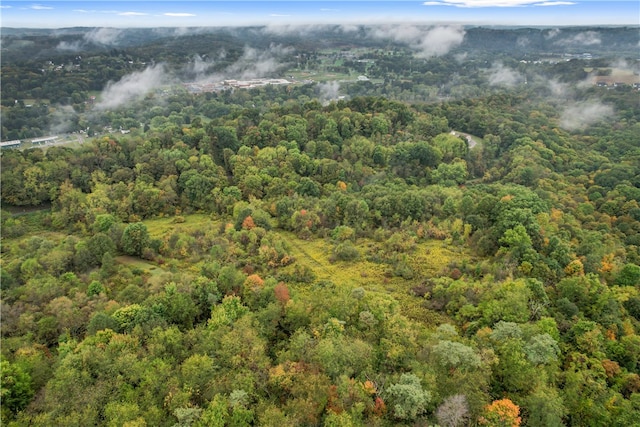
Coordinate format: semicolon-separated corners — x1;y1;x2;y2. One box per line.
385;373;431;420
332;241;360;262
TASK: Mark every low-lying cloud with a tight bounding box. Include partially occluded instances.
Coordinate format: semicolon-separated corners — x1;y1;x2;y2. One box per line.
56;27;124;51
262;24;358;37
560;101;614;131
185;54;218;81
95;43;293;110
561;31;602;46
84;28;123;45
545;28;561;39
49;105;78;135
368;25;465;57
56;40;84;51
318;81;341;104
95;64;171;110
223;44;293;80
487;63;523;88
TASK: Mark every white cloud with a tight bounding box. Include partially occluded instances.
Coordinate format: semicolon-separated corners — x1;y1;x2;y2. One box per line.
30;4;53;10
270;14;291;17
84;28;123;46
54;27;122;51
487;62;523;87
562;31;601;45
546;79;571;97
118;12;148;16
369;25;465;57
263;24;329;36
50;105;78;135
423;0;574;6
164;13;196;17
320;8;340;12
183;43;293;84
96;64;171;110
318;81;341;104
560;101;614;131
545;28;561;39
185;54;217;80
56;40;84;51
232;44;294;79
0;5;12;9
261;24;359;38
534;2;575;6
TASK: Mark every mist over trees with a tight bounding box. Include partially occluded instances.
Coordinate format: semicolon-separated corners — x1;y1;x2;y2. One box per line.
1;25;639;426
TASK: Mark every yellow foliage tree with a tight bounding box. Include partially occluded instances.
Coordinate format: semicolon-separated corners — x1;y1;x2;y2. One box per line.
564;259;585;277
480;398;521;427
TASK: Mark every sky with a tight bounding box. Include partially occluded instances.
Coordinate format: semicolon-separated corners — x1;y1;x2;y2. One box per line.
1;1;638;28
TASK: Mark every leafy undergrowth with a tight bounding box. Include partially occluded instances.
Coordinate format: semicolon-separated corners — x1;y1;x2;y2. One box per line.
144;213;220;239
281;232;467;324
114;255;168;287
130;212;470;325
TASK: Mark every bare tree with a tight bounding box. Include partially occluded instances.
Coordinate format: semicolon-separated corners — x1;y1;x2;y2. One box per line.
436;394;469;427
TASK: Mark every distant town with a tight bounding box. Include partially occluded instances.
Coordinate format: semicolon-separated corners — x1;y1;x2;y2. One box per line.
183;78;294;94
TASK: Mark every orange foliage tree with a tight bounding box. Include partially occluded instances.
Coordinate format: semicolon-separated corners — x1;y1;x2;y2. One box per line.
242;215;256;230
274;282;290;304
480;398;521;427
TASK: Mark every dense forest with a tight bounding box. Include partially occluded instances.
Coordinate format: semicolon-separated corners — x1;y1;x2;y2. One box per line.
1;25;640;426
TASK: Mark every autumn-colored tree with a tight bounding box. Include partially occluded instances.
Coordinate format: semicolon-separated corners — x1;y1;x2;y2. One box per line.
242;215;256;230
564;259;585;277
274;282;290;304
481;398;521;427
244;274;264;290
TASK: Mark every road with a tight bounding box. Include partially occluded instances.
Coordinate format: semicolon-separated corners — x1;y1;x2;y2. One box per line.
451;130;480;149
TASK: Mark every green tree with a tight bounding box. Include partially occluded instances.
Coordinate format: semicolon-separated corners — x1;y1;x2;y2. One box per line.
122;222;150;256
432;340;482;373
615;263;640;286
524;334;560;366
432;160;468;186
523;385;565;427
1;360;34;421
385;373;431;421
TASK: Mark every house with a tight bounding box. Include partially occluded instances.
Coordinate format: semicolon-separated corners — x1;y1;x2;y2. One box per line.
31;136;58;146
0;140;21;149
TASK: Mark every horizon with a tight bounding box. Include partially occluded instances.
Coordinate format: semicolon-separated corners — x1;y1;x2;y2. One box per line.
1;1;639;28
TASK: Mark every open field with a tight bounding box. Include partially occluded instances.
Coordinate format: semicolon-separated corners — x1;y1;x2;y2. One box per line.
137;213;468;323
288;70;353;82
280;232;468;323
591;67;640;85
144;213;221;240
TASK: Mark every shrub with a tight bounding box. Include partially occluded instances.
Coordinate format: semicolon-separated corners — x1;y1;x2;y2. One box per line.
332;241;360;262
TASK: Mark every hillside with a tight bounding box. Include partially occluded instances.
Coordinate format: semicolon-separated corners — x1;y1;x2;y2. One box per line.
1;24;640;427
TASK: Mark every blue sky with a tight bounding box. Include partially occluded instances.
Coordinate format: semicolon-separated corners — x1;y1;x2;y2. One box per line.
1;1;638;28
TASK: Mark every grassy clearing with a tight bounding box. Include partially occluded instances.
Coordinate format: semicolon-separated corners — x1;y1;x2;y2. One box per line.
282;233;467;324
115;255;168;287
590;68;640;85
288;70;354;82
115;255;165;275
144;213;220;239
